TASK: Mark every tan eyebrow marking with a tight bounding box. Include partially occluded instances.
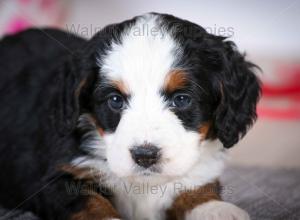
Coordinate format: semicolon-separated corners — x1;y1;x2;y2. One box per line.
164;69;188;93
111;80;129;95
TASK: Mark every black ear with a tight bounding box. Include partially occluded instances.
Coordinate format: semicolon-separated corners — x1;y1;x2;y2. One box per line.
214;41;261;148
52;56;92;135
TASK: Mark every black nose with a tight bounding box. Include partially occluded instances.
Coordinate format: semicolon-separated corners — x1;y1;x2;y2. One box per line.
130;145;161;168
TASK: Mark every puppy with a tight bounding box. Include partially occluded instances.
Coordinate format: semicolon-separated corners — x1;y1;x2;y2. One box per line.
0;13;261;220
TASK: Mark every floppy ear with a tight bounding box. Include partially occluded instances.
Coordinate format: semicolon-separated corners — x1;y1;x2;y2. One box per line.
214;41;261;148
52;56;92;135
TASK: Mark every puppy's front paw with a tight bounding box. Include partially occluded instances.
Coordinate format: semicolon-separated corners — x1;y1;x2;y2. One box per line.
105;218;123;220
185;201;250;220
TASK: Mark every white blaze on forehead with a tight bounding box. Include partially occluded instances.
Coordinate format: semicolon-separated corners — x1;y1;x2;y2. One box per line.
100;14;180;92
97;14;204;179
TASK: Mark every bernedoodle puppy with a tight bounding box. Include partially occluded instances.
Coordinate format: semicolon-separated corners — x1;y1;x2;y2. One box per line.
0;13;261;220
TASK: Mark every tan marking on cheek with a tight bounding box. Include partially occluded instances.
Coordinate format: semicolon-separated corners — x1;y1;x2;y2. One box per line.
88;115;105;137
199;121;212;140
166;181;221;220
164;69;187;92
112;79;129;95
97;127;105;137
71;195;120;220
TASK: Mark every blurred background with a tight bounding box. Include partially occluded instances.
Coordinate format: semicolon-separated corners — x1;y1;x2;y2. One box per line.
0;0;299;168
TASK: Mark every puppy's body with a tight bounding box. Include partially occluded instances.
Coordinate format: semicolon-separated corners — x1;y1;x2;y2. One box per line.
0;29;90;218
0;13;260;220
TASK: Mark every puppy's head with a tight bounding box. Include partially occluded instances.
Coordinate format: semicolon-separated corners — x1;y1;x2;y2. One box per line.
64;13;261;181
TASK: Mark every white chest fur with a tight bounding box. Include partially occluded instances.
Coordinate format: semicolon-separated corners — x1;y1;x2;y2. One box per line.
113;181;175;220
110;144;226;220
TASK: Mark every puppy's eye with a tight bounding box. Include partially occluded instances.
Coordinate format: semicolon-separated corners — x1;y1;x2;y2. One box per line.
107;94;124;111
171;93;192;109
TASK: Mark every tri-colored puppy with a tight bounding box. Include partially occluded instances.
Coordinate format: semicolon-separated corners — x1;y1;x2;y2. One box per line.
0;13;260;220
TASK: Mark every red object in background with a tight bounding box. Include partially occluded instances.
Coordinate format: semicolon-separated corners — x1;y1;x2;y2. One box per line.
258;107;300;119
262;64;300;97
258;63;300;120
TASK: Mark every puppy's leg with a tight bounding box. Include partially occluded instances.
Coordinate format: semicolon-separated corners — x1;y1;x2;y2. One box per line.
61;166;121;220
70;194;120;220
30;168;121;220
166;181;249;220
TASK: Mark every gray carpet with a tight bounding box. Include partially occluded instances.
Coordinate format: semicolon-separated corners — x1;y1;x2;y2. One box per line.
0;166;299;220
221;166;300;220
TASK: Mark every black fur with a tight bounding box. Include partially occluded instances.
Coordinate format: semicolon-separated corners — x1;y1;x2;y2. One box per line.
159;13;261;147
0;13;260;220
0;29;92;219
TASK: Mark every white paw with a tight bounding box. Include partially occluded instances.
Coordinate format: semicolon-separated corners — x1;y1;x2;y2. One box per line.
185;200;250;220
105;218;123;220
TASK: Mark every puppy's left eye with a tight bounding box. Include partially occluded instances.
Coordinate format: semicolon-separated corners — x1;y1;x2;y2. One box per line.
171;93;192;109
107;94;125;111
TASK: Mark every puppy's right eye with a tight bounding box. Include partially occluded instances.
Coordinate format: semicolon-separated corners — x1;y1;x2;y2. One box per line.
107;94;124;111
171;93;192;109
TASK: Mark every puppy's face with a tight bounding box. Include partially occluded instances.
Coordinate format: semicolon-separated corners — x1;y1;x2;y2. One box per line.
75;13;260;181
